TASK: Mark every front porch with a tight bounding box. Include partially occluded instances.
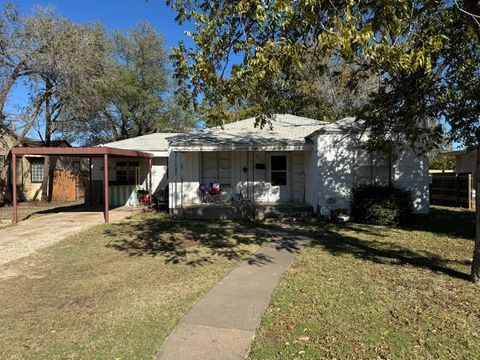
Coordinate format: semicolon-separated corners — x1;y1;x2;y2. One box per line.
169;149;311;213
170;202;314;220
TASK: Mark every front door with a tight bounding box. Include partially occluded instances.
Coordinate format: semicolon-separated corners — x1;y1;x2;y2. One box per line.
270;154;290;202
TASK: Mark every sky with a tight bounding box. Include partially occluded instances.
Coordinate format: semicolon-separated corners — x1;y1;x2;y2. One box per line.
4;0;194;138
10;0;189;48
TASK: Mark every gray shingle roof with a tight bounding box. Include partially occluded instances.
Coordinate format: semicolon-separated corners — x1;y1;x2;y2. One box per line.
168;114;328;150
101;133;180;152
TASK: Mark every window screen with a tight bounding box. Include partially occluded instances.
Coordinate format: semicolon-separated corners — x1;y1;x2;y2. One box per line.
271;155;287;186
201;152;231;186
115;161;140;185
30;158;44;183
353;150;390;185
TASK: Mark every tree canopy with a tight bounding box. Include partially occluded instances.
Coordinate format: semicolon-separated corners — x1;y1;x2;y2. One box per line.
0;5;195;146
167;0;479;148
166;0;480;282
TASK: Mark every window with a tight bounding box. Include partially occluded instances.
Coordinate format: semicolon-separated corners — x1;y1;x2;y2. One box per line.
30;158;44;183
115;161;140;185
201;152;231;186
271;155;287;186
353;150;390;185
16;157;23;185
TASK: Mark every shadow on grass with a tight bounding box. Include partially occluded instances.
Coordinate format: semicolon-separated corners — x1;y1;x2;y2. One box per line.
407;206;475;240
308;223;471;281
104;216;311;267
104;207;473;280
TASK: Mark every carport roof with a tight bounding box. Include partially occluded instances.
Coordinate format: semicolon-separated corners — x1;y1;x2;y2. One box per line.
11;146;154;158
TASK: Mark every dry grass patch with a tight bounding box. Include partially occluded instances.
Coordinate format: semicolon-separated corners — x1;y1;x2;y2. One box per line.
249;206;480;359
0;211;271;359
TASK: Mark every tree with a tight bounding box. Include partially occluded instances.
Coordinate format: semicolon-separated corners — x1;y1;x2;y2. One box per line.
69;21;195;144
0;4;109;200
167;1;480;282
429;154;456;172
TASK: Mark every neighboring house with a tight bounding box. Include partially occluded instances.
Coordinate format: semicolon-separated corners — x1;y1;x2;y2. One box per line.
166;114;430;217
93;133;179;206
445;150;476;181
0;127;16;203
0;129;87;202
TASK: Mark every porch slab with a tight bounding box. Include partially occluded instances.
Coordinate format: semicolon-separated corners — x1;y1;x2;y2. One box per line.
170;202;314;220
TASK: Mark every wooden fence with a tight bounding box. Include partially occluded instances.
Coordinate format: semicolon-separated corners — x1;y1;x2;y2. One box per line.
430;172;474;209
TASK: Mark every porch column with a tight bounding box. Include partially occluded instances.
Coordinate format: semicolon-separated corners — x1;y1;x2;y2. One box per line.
148;157;152;203
12;152;17;224
89;157;93;207
103;154;109;223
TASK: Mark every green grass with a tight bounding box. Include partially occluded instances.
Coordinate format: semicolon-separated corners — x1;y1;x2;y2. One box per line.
0;212;271;359
249;206;480;359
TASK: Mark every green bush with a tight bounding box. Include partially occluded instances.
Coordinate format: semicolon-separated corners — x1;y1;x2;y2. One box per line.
351;185;413;226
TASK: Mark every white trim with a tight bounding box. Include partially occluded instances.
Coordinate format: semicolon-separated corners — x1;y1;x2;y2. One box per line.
170;144;313;152
149;151;169;157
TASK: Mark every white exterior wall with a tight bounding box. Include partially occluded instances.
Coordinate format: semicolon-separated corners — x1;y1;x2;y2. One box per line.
91;156;168;194
306;133;430;215
304;148;318;210
391;148;430;213
169;150;306;208
455;152;476;182
168;151;201;208
308;133;356;215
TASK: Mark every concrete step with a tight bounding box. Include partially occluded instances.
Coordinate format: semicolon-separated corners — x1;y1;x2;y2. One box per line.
171;203;314;221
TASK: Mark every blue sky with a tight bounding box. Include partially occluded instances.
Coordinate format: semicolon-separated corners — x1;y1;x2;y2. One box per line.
5;0;194;137
11;0;189;48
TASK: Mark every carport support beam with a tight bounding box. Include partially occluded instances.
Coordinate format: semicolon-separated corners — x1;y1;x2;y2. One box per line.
148;157;152;204
12;153;17;224
104;154;109;223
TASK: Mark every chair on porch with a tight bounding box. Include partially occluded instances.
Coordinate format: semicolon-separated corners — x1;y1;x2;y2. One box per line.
199;183;222;203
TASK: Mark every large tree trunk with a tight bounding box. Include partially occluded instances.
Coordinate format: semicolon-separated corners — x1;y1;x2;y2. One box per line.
0;62;26;123
471;145;480;283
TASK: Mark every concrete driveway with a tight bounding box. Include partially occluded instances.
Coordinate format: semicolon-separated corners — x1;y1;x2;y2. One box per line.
0;207;139;268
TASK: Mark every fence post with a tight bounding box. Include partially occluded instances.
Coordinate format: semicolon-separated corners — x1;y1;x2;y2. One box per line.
455;173;459;207
468;173;473;209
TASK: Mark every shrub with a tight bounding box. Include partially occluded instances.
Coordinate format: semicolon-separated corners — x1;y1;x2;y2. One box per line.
351;185;413;226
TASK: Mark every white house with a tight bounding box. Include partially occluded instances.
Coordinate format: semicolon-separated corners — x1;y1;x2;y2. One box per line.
166;114;430;218
91;133;178;206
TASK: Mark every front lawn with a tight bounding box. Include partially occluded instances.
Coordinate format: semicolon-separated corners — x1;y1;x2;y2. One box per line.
250;206;480;359
0;212;269;359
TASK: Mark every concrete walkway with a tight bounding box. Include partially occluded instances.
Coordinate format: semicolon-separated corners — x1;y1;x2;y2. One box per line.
156;224;311;360
0;207;139;268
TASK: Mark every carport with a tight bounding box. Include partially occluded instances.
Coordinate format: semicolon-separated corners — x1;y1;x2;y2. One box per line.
11;147;154;223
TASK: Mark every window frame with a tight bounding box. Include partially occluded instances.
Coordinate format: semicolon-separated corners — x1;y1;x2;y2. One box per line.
30;158;44;183
201;151;232;187
115;160;141;185
353;149;391;186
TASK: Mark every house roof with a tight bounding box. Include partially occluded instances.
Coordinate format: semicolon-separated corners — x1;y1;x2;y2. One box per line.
168;114;329;151
441;150;469;156
100;133;180;153
306;117;361;137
